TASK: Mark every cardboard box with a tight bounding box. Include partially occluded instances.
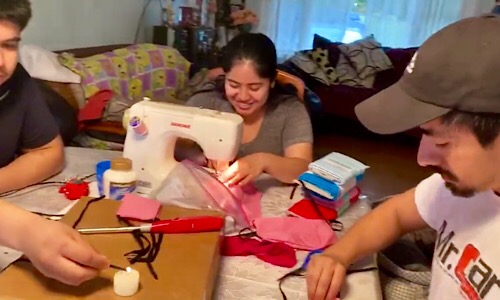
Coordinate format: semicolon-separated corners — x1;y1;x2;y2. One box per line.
0;197;223;299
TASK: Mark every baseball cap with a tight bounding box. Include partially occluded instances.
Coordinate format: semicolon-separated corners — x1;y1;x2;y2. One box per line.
355;14;500;134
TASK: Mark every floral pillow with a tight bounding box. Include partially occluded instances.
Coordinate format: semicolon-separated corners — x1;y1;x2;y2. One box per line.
58;44;191;101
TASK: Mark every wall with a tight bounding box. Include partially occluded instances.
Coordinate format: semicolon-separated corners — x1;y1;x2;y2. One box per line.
22;0;163;51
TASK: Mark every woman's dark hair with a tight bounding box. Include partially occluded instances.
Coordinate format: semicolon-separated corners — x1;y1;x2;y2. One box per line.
0;0;32;31
222;33;278;81
442;110;500;147
194;33;299;108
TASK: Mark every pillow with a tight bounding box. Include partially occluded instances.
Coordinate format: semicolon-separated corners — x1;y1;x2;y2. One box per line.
338;35;393;79
306;48;337;85
313;34;333;48
19;44;81;83
336;54;376;89
58;44;191;101
312;34;343;66
288;52;330;86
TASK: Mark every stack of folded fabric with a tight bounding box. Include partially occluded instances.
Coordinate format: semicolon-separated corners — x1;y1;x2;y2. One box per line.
297;152;369;218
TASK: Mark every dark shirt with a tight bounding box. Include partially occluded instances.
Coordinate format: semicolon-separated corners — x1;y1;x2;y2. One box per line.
0;64;59;167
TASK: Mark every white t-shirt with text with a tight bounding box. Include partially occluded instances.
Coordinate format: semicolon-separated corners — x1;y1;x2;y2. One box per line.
415;174;500;300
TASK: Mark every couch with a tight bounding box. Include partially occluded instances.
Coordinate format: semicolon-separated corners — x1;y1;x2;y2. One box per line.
279;34;420;137
34;45;130;148
38;44;199;149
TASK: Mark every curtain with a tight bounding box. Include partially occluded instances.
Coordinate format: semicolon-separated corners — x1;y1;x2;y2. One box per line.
364;0;465;48
247;0;354;60
248;0;494;55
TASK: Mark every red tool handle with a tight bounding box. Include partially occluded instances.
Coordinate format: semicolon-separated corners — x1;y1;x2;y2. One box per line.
149;216;225;234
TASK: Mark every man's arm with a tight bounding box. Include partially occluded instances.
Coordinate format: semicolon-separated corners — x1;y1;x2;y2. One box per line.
306;188;429;300
323;188;428;265
0;199;109;286
0;200;36;249
0;136;64;194
0;67;65;194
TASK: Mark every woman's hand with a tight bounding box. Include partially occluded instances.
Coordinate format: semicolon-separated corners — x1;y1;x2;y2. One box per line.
219;153;266;186
207;160;231;173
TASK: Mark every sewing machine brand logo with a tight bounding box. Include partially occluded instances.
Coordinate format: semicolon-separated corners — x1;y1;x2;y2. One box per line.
170;122;191;129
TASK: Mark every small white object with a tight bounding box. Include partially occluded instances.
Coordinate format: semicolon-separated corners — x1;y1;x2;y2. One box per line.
113;267;140;297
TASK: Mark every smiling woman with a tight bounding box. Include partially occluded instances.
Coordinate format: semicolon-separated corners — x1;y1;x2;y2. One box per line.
178;33;313;185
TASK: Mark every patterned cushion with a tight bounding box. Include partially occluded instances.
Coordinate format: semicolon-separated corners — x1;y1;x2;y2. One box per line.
338;35;393;79
307;48;337;85
312;34;343;66
58;43;191;101
335;54;375;89
288;52;330;86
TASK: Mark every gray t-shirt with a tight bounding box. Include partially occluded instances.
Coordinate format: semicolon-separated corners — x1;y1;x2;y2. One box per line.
186;88;313;158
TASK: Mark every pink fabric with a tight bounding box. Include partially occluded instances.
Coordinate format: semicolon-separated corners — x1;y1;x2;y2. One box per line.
227;183;262;223
182;160;262;228
253;217;336;250
117;194;162;221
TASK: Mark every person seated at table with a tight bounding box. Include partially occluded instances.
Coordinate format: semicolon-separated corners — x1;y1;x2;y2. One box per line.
0;0;64;195
176;33;313;186
0;199;110;285
306;16;500;300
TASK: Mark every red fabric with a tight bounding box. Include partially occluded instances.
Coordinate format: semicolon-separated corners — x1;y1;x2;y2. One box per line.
78;90;114;122
221;236;297;268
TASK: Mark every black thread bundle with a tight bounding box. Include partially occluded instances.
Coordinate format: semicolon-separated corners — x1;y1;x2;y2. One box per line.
71;196;163;280
118;217;163;280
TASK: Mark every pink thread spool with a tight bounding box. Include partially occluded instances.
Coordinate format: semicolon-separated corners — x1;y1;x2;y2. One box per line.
130;116;148;135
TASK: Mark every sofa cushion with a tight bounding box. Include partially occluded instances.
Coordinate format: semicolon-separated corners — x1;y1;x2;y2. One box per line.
336;54;376;89
288;52;330;86
312;34;343;67
58;43;191;101
306;48;338;84
338;35;393;79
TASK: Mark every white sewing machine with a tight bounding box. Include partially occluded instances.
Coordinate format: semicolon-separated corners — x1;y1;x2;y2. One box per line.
123;99;243;196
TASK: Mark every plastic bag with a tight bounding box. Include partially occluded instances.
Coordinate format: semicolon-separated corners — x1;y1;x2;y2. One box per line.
154;160;252;229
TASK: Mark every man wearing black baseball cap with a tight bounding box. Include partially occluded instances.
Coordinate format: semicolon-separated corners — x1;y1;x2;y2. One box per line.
306;15;500;300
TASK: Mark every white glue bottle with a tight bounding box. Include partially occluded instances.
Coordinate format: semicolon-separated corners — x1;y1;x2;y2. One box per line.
103;158;137;200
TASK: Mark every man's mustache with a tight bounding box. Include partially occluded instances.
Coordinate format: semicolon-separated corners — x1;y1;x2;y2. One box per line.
429;166;458;181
